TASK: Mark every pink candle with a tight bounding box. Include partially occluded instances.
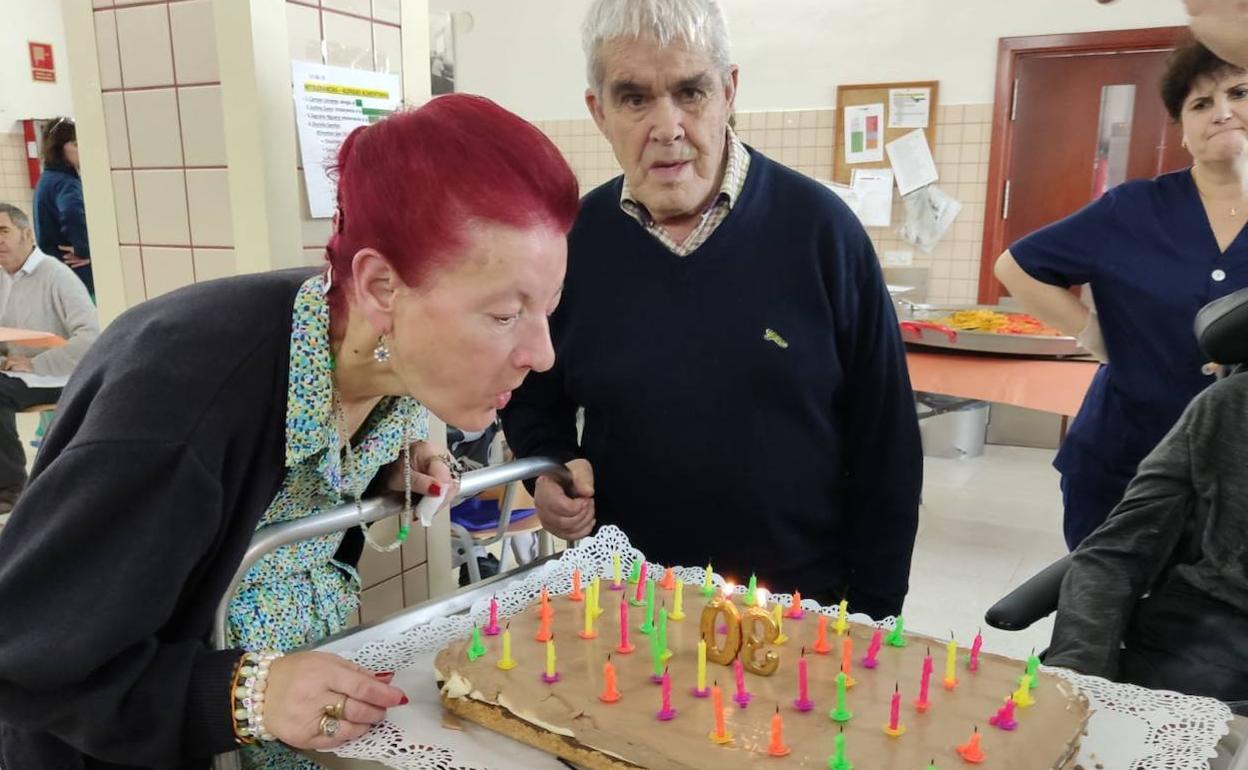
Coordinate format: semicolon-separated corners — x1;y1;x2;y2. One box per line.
733;658;751;707
969;631;983;672
657;668;676;720
484;596;501;636
793;649;813;711
617;597;635;654
634;562;649;604
862;628;883;668
915;649;933;712
888;685;902;730
990;696;1019;731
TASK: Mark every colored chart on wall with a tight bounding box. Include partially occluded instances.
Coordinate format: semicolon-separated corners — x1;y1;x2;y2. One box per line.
833;80;940;186
293;61;402;218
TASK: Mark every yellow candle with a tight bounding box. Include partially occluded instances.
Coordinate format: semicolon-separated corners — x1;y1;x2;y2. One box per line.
703;564;713;592
697;639;708;692
835;599;849;636
496;627;517;670
944;637;958;689
592;576;604;618
772;603;789;644
546;637;557;679
670;579;685;620
612;553;622;585
580;587;597;639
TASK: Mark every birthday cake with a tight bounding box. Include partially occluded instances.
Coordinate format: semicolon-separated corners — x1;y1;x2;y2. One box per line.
434;566;1090;770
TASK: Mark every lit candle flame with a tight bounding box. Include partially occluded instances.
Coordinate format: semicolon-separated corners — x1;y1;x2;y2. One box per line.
722;582;736;598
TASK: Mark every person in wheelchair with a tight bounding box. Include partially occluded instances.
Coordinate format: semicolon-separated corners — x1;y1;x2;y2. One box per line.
1046;355;1248;712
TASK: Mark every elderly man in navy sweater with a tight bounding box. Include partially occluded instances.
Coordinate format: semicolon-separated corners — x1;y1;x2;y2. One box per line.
503;0;922;618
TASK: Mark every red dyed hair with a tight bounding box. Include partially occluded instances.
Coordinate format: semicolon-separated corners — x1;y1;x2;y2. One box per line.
325;94;579;311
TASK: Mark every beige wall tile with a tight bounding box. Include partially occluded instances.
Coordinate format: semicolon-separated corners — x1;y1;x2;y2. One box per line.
101;92;131;167
186;169;234;247
111;171;139;243
323;10;373;69
93;0;114;8
141;246;195;297
360;575;404;623
359;518;403;588
115;4;175;88
133;169;190;245
119;245;145;305
373;0;401;24
193;248;236;282
402;563;429;607
287;2;323;63
170;0;220;83
94;10;122;91
178;86;228;166
324;0;372;15
374;23;401;78
297;173;333;247
302;249;325;266
124;89;183;167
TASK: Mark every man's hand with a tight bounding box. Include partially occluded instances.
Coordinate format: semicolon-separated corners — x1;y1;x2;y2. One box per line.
2;355;33;373
58;245;91;269
534;458;596;540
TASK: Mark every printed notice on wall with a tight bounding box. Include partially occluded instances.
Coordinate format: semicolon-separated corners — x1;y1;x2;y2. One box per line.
293;61;402;218
887;88;931;129
843;103;885;164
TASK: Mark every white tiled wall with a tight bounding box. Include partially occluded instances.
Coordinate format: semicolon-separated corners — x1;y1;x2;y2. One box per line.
0;133;34;218
532;103;994;305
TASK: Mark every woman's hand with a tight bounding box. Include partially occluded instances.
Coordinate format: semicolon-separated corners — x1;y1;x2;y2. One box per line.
1;355;33;373
261;651;406;748
58;245;91;269
385;440;460;505
533;459;595;540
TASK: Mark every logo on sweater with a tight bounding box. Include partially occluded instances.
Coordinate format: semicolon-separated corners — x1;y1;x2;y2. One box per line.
763;328;789;349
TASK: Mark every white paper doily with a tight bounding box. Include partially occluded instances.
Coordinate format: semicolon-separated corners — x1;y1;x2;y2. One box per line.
328;525;1232;770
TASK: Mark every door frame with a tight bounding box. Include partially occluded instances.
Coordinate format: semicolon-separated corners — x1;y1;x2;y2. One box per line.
978;26;1191;304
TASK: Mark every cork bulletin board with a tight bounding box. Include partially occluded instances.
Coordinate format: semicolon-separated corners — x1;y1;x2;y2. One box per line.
832;80;940;185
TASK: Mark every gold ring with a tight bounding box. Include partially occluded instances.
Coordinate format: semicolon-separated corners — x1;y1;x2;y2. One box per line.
323;697;346;720
319;714;340;737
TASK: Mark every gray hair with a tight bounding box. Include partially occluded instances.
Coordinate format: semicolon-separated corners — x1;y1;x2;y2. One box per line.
0;203;31;231
582;0;732;95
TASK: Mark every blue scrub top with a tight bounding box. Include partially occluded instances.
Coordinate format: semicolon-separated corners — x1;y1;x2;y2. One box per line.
1012;169;1248;480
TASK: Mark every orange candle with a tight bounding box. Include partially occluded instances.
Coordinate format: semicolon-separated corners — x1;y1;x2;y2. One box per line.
599;655;621;703
785;590;804;619
570;568;584;602
539;586;552;619
812;615;832;654
709;683;733;744
840;635;856;687
957;727;986;763
534;611;552;642
768;706;791;757
660;566;676;590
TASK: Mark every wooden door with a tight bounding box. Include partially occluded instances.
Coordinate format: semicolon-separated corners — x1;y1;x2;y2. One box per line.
979;28;1192;304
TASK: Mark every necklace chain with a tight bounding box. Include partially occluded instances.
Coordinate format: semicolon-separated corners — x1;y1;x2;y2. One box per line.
336;394;412;553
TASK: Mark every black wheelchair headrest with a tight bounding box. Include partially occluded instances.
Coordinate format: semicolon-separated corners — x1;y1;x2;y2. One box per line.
1195;287;1248;365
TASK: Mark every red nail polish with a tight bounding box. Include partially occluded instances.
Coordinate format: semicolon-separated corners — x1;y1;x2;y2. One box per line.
429;483;442;497
399;695;410;705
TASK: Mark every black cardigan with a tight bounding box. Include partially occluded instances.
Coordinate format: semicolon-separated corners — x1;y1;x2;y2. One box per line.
0;268;317;769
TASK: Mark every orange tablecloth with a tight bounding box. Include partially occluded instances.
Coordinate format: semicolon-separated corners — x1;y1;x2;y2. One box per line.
906;350;1099;417
0;327;65;348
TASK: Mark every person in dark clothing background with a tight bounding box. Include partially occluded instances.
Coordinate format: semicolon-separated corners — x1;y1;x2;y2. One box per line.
502;0;922;619
32;117;93;296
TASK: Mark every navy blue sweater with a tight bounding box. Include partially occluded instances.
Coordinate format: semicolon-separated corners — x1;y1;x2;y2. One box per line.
33;163;93;295
503;149;922;617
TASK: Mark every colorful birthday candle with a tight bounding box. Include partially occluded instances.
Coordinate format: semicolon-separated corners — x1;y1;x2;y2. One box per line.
467;625;486;662
611;552;624;590
640;580;656;634
628;557;641;585
830;726;852;770
496;624;517;670
969;629;983;672
835;598;849;636
768;706;791;757
744;573;758;606
773;603;789;644
649;625;665;681
989;695;1019;731
484;595;501;636
617;596;635;653
660;566;675;590
539;586;551;619
599;655;621;703
785;590;805;620
840;635;856;687
915;647;933;712
812;615;832;654
1011;674;1036;708
733;658;751;707
579;586;598;640
701;563;714;597
570;568;584;601
794;648;813;711
692;639;710;697
632;562;649;606
943;634;959;690
1020;650;1040;690
884;615;908;647
657;666;676;720
709;683;733;744
883;683;906;736
669;579;685;620
534;609;552;642
862;628;883;669
829;671;853;723
658;605;672;662
956;726;986;763
541;635;560;684
591;575;604;618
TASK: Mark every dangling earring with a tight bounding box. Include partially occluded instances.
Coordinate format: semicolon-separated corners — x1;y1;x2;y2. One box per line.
373;335;391;364
1181;136;1189;150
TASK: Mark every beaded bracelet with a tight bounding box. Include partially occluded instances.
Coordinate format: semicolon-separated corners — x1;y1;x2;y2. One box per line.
231;650;283;744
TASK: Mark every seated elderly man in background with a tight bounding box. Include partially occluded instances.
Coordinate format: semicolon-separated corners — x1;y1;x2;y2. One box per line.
504;0;921;618
0;203;98;512
1045;364;1248;713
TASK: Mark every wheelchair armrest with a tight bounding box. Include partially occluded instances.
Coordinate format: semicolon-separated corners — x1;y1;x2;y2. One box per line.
1196;286;1248;365
984;554;1073;631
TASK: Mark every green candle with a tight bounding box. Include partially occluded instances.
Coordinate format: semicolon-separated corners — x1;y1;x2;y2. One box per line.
1021;651;1040;689
658;606;672;662
700;563;715;598
828;727;853;770
884;615;908;648
829;672;853;723
744;573;758;606
650;626;664;678
640;581;656;634
628;558;641;585
467;625;486;662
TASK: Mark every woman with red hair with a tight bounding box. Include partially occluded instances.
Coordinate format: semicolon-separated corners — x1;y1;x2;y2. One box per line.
0;95;578;769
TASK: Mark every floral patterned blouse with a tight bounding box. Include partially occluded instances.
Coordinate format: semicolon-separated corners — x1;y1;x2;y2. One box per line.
227;274;426;768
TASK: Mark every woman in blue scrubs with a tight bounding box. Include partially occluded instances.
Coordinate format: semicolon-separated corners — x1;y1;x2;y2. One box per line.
996;42;1248;549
